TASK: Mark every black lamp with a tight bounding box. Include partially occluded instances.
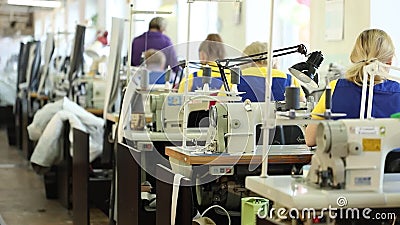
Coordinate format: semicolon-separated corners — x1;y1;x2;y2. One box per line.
288;51;324;90
215;44;308;93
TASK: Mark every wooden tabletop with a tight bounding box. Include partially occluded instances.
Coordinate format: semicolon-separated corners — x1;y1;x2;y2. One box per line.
165;145;313;165
30;92;49;101
109;113;153;124
85;108;103;116
106;113;119;123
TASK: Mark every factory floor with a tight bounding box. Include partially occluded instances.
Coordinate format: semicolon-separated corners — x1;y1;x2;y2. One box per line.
0;127;109;225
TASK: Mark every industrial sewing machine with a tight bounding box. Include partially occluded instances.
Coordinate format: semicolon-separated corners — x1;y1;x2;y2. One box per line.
307;118;400;192
205;100;310;153
206;101;267;153
149;92;209;133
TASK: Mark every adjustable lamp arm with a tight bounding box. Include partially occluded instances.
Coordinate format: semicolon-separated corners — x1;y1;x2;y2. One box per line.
215;44;308;93
216;44;307;69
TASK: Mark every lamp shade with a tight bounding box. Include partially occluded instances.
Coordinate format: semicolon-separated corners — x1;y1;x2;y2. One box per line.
288;51;323;90
85;40;109;59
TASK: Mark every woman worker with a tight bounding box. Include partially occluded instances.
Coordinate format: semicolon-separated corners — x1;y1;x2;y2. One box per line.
238;41;305;102
178;33;229;92
305;29;400;147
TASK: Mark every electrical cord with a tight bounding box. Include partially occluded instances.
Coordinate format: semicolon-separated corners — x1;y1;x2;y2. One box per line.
201;204;231;225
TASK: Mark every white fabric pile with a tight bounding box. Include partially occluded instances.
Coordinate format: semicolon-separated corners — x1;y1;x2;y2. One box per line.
0;71;17;106
28;97;104;173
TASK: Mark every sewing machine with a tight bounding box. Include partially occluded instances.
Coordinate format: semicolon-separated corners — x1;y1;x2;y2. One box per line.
149;93;209;133
167;100;313;212
206;101;263;153
307;118;400;192
205;100;309;153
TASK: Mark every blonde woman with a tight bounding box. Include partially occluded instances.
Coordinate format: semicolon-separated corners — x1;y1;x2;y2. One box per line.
238;41;305;102
305;29;400;146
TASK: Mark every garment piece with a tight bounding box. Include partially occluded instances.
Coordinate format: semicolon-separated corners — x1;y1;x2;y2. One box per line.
178;62;232;93
27;99;63;140
312;79;400;119
29;97;104;173
131;31;179;73
0;71;17;106
238;67;304;102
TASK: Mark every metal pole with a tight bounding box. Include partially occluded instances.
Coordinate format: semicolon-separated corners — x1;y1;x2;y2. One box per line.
260;0;275;178
182;1;192;148
126;2;134;82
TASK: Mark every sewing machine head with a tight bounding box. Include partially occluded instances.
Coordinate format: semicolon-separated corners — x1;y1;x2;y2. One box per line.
307;118;400;192
206;100;270;153
149;93;209;133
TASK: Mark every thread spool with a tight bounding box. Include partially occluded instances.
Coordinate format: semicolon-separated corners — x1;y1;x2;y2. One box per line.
230;67;241;85
165;65;171;83
202;65;211;84
325;87;332;110
130;113;145;131
130;93;145;131
139;67;149;90
285;86;300;110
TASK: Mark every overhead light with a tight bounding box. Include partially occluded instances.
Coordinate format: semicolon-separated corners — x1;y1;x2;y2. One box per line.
7;0;62;8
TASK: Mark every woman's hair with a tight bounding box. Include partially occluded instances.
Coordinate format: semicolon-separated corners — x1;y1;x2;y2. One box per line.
205;33;223;42
198;34;226;61
242;41;277;68
346;29;395;85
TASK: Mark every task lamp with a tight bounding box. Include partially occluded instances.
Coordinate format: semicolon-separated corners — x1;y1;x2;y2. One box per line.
288;51;349;119
288;51;323;91
85;40;109;60
215;44;308;93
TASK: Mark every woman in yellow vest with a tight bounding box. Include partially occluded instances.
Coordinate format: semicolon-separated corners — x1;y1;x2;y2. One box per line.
178;34;231;93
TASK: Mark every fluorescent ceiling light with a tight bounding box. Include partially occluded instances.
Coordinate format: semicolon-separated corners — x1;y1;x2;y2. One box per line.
7;0;62;8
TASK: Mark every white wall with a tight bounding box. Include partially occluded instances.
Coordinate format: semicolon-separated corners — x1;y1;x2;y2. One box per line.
310;0;370;69
370;0;400;66
218;1;247;57
311;0;400;71
219;0;311;69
